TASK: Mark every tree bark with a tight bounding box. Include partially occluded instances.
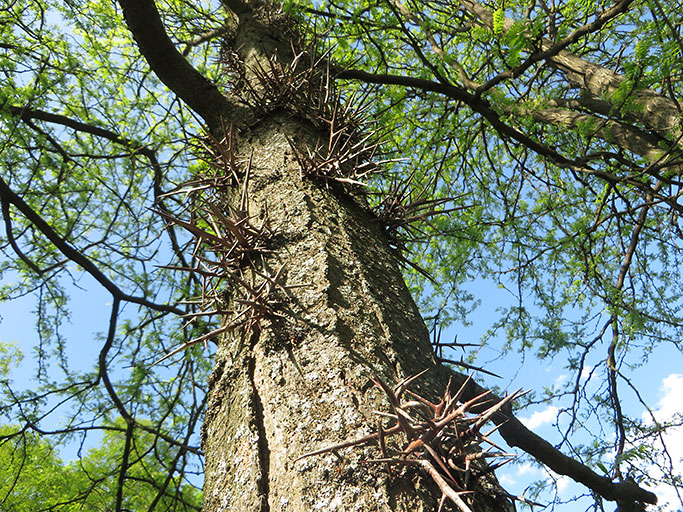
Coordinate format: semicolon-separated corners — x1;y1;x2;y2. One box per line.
199;114;514;511
508;102;672;162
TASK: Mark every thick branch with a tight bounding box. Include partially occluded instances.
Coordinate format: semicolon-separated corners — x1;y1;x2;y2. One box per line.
116;0;237;132
458;0;682;140
509;102;673;163
445;370;658;506
548;56;681;141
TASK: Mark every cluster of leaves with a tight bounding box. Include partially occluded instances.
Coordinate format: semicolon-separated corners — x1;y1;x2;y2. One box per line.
0;0;228;508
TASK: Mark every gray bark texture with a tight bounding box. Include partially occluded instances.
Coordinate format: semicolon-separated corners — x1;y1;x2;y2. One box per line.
199;114;515;511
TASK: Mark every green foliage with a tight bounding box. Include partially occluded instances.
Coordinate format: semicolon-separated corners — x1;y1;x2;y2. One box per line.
492;7;505;35
0;342;22;379
500;20;530;67
1;2;214;509
0;427;76;512
0;424;202;511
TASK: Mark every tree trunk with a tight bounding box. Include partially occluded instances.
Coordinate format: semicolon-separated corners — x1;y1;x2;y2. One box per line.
110;3;512;509
198;110;513;511
183;7;516;510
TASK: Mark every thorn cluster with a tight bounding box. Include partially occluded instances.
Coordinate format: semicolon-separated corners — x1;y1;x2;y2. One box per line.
222;31;397;188
372;169;470;281
285;119;388;188
153;128;303;365
298;371;526;512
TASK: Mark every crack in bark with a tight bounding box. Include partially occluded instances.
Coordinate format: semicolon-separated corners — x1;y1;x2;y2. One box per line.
248;346;271;512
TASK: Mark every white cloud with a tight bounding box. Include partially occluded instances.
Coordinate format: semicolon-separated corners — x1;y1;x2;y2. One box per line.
520;406;559;430
497;473;518;487
516;462;538;476
555;475;570;493
494;462;541;492
653;374;683;422
642;374;683;511
554;373;568;387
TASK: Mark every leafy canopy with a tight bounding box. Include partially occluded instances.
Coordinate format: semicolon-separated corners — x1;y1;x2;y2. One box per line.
1;0;682;509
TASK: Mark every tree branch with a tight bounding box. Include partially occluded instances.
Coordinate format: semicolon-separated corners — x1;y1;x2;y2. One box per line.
443;368;658;506
0;177;184;315
458;0;682;140
336;67;681;213
476;0;636;93
115;420;134;512
115;0;238;132
6;104;193;271
7;105;153;156
606;181;662;476
0;192;43;274
508;101;677;163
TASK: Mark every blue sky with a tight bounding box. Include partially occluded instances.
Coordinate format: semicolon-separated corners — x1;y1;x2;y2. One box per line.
2;268;682;510
442;279;683;510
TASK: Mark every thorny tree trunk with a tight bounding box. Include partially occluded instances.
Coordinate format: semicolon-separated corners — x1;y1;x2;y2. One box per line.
197;10;514;511
200;113;514;512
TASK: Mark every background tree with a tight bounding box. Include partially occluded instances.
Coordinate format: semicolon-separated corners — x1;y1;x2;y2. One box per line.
1;0;681;511
0;422;202;511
